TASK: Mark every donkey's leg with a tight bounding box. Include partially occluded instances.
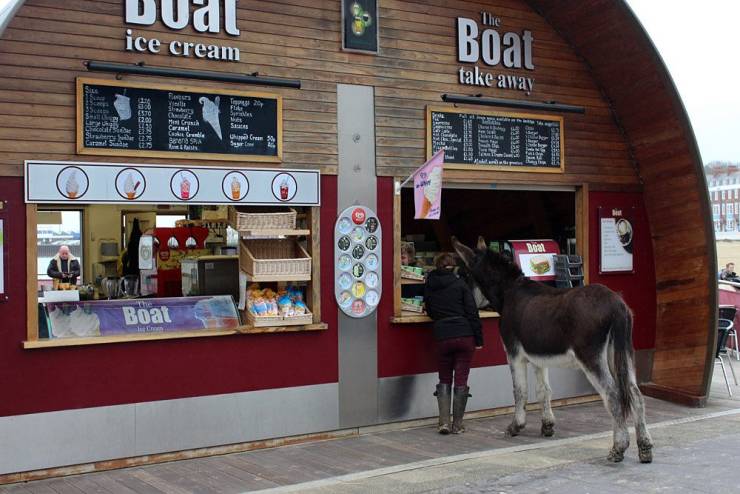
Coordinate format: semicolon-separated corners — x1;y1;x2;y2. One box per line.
630;381;653;463
579;359;630;462
534;365;555;437
506;355;528;436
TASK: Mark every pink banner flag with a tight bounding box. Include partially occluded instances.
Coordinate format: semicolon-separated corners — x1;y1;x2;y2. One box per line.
414;149;444;220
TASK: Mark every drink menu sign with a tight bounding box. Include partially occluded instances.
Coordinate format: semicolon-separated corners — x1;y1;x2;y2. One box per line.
427;106;563;171
77;78;281;162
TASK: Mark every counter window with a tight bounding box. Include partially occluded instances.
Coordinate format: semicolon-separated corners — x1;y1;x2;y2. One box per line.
26;204;323;348
394;184;586;322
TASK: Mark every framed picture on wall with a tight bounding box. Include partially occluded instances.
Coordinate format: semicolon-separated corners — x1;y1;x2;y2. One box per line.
342;0;378;54
599;206;635;274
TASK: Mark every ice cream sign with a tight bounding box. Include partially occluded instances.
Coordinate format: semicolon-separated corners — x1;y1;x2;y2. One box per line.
124;0;241;62
25;161;320;206
335;205;382;318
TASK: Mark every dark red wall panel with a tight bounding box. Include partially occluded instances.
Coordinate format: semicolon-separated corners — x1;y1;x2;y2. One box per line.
377;185;657;379
588;191;657;351
0;176;338;417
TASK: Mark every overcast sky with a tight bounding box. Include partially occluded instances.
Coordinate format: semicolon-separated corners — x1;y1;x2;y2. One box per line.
0;0;735;163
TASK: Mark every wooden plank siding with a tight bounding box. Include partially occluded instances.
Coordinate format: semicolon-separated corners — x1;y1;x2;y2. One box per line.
0;0;639;189
528;0;715;405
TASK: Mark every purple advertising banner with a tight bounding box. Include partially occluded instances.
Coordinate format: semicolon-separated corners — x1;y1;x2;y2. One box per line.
44;295;239;338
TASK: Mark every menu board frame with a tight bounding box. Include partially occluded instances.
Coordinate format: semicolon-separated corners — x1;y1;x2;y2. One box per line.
426;105;565;173
76;77;283;163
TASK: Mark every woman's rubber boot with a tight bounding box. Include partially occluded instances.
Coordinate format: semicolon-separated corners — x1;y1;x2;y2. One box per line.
452;386;471;434
434;384;451;434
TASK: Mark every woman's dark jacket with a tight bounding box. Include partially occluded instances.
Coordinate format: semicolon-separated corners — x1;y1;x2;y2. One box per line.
424;268;483;346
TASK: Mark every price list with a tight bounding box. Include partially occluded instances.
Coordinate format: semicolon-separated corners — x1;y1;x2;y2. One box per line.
429;109;563;169
79;80;281;160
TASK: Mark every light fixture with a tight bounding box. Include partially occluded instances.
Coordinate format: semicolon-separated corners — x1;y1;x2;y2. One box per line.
441;93;584;114
85;61;301;89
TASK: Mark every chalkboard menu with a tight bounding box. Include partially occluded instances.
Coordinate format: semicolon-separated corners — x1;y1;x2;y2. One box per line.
427;106;563;171
76;78;282;162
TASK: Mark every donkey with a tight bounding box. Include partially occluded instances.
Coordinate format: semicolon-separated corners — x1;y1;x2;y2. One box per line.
452;237;653;463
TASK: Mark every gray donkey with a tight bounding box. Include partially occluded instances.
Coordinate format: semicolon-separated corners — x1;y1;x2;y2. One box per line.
452;237;653;463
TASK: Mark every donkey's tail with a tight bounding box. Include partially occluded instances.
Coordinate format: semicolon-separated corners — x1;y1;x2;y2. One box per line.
610;301;635;421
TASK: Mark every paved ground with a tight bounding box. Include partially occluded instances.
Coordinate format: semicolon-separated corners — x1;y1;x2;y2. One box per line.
2;370;740;493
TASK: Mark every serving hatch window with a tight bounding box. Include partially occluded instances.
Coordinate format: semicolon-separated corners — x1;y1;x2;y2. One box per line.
37;210;83;291
396;185;581;318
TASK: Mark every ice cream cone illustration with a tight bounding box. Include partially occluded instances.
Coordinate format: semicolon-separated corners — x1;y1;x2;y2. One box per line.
65;171;79;199
199;96;222;140
180;173;191;200
420;166;442;218
113;93;131;121
231;176;241;200
124;173;136;200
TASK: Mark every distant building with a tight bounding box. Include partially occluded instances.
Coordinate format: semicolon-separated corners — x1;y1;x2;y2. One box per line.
705;161;740;238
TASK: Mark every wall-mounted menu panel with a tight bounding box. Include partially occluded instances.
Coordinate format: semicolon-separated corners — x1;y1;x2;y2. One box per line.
426;106;564;172
77;78;282;162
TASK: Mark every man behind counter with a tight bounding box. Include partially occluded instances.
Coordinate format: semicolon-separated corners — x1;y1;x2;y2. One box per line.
47;245;80;288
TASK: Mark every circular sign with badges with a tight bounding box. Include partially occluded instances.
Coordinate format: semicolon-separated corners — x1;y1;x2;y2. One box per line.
334;205;382;318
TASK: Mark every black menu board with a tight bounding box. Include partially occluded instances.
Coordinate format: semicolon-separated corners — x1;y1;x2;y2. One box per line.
77;78;282;162
427;107;563;171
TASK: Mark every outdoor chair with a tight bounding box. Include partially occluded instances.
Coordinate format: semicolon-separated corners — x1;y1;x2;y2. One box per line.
719;305;738;360
716;322;737;397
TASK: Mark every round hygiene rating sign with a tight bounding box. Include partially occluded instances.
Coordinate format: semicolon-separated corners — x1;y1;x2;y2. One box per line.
334;205;381;318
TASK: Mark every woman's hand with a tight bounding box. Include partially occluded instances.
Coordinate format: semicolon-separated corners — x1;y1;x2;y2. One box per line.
475;346;483;350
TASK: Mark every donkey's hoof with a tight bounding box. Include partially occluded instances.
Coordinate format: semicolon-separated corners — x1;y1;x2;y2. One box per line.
638;443;653;463
505;423;525;437
541;421;555;437
607;448;625;463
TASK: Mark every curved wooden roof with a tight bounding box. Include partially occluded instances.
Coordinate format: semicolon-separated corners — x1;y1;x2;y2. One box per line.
527;0;716;404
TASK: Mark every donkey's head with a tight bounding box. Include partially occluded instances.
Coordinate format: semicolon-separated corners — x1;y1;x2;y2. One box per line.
452;236;523;311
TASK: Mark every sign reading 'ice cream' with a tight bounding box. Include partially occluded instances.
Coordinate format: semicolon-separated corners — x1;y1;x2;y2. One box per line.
77;78;281;162
25;161;320;206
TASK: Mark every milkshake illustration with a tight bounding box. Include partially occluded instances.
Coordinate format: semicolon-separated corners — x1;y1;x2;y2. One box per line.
280;176;289;200
65;171;79;199
420;166;442;218
231;176;241;200
199;96;222;140
113;93;131;121
180;173;191;200
124;173;138;199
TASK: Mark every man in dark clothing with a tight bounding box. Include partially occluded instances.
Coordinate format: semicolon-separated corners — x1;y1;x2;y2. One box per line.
47;245;81;287
424;253;483;435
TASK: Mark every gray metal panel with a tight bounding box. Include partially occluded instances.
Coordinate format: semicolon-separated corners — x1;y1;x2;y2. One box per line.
378;366;515;422
0;401;136;475
380;365;594;423
336;84;379;427
0;383;339;475
135;383;339;455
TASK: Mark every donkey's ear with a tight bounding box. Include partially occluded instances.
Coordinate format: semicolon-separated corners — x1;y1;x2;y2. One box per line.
476;236;487;250
451;236;475;267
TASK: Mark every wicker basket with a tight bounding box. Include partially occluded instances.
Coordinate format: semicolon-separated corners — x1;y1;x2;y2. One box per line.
228;206;297;231
245;310;313;327
240;238;312;279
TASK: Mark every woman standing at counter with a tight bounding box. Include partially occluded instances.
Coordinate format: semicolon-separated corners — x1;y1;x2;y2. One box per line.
425;253;483;434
